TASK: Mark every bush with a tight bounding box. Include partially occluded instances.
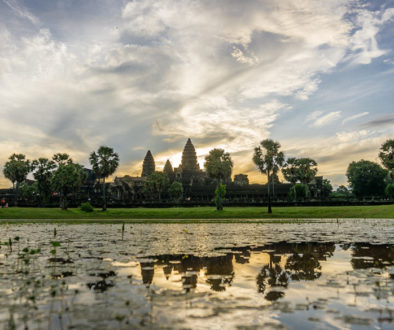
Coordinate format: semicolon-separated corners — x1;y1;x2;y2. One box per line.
385;183;394;199
80;202;94;212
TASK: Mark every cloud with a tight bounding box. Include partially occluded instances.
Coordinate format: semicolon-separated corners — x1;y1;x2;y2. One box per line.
310;111;341;127
361;114;394;128
342;111;369;125
0;0;393;187
281;128;389;186
2;0;40;25
348;7;394;65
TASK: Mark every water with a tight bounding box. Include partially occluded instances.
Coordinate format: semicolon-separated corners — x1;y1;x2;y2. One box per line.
0;219;393;329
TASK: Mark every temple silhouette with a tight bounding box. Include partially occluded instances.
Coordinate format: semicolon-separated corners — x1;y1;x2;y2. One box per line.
137;242;336;299
0;138;326;206
106;138;325;205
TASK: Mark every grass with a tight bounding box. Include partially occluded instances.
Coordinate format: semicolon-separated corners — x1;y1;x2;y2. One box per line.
0;205;392;223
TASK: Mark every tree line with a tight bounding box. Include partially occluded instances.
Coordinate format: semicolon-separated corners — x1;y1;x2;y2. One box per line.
2;146;118;210
251;138;393;213
1;139;393;212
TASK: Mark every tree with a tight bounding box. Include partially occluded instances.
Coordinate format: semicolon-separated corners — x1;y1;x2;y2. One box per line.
234;174;249;186
337;185;350;195
379;139;394;179
32;158;56;206
346;160;388;198
3;153;31;206
295;158;318;184
289;183;310;201
282;158;298;185
385;183;394;199
215;183;226;209
145;172;169;201
19;181;39;204
253;139;284;213
168;181;183;201
89;146;119;211
330;185;353;199
204;148;233;210
321;179;333;200
282;157;318;184
51;154;87;210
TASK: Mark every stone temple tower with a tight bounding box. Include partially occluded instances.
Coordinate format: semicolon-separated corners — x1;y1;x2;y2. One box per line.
163;159;175;182
181;138;200;172
141;150;155;177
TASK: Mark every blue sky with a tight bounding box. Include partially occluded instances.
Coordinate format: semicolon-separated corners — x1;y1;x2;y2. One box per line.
0;0;393;187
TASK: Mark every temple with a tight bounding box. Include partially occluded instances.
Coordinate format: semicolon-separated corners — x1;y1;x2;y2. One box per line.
174;138;204;184
106;138;327;205
180;138;200;171
0;137;330;206
141;150;155;177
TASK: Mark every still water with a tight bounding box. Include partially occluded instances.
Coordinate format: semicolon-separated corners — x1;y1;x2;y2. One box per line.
0;220;393;329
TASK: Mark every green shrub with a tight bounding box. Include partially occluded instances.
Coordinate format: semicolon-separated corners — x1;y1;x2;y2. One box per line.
80;202;94;212
385;183;394;199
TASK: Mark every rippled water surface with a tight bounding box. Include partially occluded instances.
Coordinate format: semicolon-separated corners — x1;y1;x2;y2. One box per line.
0;219;393;329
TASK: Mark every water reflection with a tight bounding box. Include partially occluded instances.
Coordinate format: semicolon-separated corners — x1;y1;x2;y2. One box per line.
138;243;340;298
1;223;393;330
350;243;394;269
137;242;394;300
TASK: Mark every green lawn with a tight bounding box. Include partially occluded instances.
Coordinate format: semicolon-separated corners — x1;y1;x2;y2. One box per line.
0;205;392;223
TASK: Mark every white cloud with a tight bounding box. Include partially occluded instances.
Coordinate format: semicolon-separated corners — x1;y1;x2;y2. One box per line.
306;110;324;122
3;0;40;25
348;7;394;65
342;112;369;125
0;0;393;187
312;111;341;127
281;128;389;186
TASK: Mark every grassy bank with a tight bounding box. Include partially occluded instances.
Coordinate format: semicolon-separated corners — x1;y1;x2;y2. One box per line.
0;205;392;223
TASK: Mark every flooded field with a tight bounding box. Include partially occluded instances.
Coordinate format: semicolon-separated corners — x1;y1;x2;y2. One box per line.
0;219;393;329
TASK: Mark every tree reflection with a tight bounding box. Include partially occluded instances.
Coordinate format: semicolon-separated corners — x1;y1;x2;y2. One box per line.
256;243;335;301
351;244;394;269
139;242;336;298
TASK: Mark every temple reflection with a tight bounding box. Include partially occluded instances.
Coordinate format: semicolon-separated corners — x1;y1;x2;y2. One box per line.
138;242;342;299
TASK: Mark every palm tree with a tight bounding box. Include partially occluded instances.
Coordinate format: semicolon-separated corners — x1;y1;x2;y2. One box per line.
3;154;31;206
204;148;233;210
89;146;119;211
379;139;394;179
32;158;56;206
253;139;284;213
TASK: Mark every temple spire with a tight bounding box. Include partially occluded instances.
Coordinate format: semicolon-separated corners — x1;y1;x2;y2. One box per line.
164;159;173;175
141;150;155;177
163;159;174;181
181;138;199;171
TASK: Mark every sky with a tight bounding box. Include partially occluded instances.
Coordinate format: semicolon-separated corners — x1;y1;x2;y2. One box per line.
0;0;393;188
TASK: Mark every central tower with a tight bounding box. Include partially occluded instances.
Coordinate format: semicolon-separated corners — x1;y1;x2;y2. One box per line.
141;150;155;177
181;138;200;172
